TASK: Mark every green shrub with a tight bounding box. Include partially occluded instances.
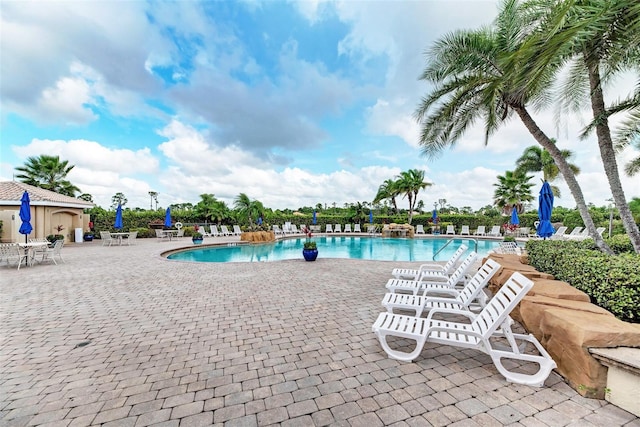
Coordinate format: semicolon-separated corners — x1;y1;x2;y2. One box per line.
605;234;634;254
525;240;640;323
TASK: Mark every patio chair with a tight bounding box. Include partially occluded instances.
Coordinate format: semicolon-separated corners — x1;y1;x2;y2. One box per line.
344;224;352;233
0;243;29;270
220;225;231;236
325;224;333;233
550;226;567;240
199;226;211;237
445;225;455;235
367;225;378;234
354;224;362;233
460;225;470;235
101;231;115;246
272;225;283;235
125;231;138;245
415;224;425;234
373;272;556;387
334;224;342;233
392;244;468;280
233;225;242;236
473;226;486;236
210;225;220;237
566;227;583;238
385;251;478;295
382;259;501;317
40;239;65;265
488;226;502;237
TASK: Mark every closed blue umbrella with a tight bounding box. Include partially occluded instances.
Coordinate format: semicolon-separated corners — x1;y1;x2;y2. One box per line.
257;216;263;225
164;207;172;228
18;191;32;243
537;181;555;238
312;210;317;225
510;207;520;225
114;203;123;230
432;209;438;224
369;211;373;224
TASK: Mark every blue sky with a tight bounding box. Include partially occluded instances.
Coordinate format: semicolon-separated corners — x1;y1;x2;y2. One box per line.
1;0;637;211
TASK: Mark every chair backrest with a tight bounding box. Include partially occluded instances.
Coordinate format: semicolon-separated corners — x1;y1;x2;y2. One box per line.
335;224;342;232
568;227;583;236
595;227;605;237
210;225;218;236
446;225;455;234
233;225;242;234
497;241;519;254
344;224;352;232
221;225;230;234
475;225;486;234
443;251;477;287
456;259;502;305
438;244;468;274
460;225;470;234
290;224;299;233
471;272;533;338
155;229;163;238
489;226;501;235
326;224;333;232
176;229;184;237
102;231;113;239
415;224;424;233
52;239;64;253
354;224;361;232
554;226;567;235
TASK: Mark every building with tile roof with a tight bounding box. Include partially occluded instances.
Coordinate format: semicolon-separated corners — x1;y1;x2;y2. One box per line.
0;181;94;243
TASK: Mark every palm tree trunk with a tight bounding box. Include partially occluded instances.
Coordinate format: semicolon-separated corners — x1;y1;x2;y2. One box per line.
513;105;613;254
584;53;640;253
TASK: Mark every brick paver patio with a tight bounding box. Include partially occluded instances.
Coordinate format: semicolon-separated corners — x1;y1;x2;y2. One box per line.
1;237;638;426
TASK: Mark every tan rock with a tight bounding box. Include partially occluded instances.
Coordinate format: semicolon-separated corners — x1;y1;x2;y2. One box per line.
240;231;276;243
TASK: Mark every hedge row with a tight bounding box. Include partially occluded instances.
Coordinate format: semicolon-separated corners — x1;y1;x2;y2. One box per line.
525;239;639;323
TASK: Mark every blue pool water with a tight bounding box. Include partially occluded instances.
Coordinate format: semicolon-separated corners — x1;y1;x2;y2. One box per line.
166;237;501;263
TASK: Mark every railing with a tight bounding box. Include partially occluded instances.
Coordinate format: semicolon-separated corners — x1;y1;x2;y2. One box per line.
433;237;478;261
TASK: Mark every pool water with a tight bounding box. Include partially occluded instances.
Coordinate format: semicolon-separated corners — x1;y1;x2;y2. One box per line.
167;237;501;263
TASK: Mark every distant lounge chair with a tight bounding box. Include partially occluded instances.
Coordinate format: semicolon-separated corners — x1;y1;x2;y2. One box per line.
210;225;220;237
354;224;362;233
325;224;333;233
233;225;242;236
391;244;468;280
272;225;284;236
415;224;425;234
334;224;342;233
344;224;352;233
199;226;211;237
566;227;584;239
460;225;470;235
220;225;231;236
488;226;502;237
550;226;567;240
445;225;455;235
473;226;486;236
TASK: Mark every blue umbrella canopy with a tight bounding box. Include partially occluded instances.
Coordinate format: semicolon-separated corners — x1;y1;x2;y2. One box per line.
510;207;520;225
537;181;555;238
369;211;373;224
164;207;172;228
257;216;263;225
432;209;438;224
18;191;32;242
312;210;317;225
114;203;123;230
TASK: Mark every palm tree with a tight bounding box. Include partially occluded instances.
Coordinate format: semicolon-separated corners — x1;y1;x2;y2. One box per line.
194;194;229;224
516;0;640;252
111;192;127;209
395;169;432;223
15;154;80;197
234;193;264;227
493;170;535;215
515;141;581;197
373;179;400;214
414;0;611;253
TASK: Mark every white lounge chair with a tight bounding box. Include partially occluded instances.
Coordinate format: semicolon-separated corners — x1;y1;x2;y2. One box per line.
272;225;283;235
494;241;521;255
367;225;378;234
460;225;470;235
220;225;231;236
372;272;556;387
210;225;220;237
488;226;502;237
233;225;242;236
473;226;486;236
566;227;583;238
344;224;352;233
382;259;501;317
354;224;362;233
550;226;567;240
415;224;425;234
385;251;478;295
391;244;468;280
334;224;342;233
325;224;333;233
199;226;211;237
445;225;455;235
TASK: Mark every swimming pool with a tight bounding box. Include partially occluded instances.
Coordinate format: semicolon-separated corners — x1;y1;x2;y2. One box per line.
166;237;501;263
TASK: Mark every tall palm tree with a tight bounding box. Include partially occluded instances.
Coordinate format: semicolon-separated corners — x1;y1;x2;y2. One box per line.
395;169;432;224
15;154;80;197
414;0;611;253
515;140;581;197
195;194;229;224
234;193;264;226
493;170;535;214
373;179;400;214
516;0;640;252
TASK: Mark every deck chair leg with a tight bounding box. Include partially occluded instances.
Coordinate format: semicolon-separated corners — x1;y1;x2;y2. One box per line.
376;332;426;362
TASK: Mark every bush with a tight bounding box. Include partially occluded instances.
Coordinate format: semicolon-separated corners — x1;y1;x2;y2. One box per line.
525;239;640;323
605;234;635;254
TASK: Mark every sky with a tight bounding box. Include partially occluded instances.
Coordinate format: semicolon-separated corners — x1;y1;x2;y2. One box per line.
1;0;638;212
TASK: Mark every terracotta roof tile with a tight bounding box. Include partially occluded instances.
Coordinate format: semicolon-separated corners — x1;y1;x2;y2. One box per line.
0;181;94;208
